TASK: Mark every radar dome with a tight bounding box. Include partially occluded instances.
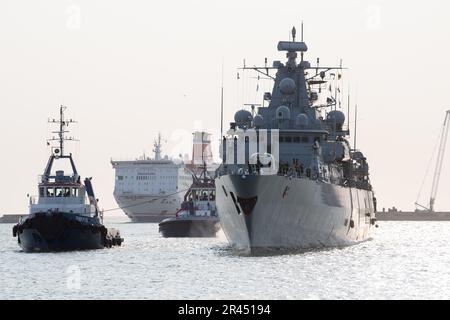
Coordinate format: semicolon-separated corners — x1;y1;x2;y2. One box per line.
276;106;291;120
279;78;296;95
296;114;309;127
326;110;346;126
234;109;253;128
253;115;264;127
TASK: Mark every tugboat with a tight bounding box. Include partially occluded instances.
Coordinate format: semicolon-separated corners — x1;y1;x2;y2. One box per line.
159;164;220;237
12;106;124;252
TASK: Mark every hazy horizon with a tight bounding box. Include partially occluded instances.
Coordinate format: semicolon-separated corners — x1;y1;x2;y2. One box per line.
1;0;450;215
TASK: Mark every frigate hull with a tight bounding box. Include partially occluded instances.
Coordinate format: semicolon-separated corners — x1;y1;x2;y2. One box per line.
215;175;375;252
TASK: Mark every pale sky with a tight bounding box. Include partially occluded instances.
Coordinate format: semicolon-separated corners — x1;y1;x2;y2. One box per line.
1;0;450;215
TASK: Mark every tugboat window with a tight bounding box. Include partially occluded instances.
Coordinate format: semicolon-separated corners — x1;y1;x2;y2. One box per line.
64;187;71;197
55;187;63;197
47;188;54;197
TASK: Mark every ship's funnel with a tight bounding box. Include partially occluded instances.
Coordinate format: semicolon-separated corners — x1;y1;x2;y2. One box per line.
192;131;213;166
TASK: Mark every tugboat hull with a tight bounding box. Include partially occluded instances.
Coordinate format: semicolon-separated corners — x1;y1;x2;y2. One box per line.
159;218;220;238
13;212;123;252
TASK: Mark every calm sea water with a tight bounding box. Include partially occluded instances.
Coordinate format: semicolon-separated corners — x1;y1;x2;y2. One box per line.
1;217;450;300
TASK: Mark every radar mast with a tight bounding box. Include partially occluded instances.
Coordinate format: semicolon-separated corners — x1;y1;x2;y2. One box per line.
43;106;78;182
153;133;162;161
47;105;77;157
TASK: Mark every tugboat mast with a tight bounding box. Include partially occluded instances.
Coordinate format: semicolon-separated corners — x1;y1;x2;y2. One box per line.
48;105;77;157
58;106;65;155
43;106;78;183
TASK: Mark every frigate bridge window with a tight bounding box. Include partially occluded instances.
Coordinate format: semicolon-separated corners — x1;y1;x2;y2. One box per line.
301;137;309;143
39;187;45;197
293;137;300;143
285;137;292;143
72;188;78;197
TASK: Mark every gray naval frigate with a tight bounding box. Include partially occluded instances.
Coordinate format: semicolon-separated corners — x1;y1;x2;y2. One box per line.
215;27;377;252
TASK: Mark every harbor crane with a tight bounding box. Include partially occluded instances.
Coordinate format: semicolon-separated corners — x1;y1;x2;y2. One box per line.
415;110;450;212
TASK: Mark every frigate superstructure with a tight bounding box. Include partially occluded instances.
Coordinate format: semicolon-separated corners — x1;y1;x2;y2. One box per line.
215;26;377;252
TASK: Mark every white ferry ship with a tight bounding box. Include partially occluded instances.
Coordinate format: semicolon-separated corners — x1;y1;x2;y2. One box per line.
111;132;214;222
